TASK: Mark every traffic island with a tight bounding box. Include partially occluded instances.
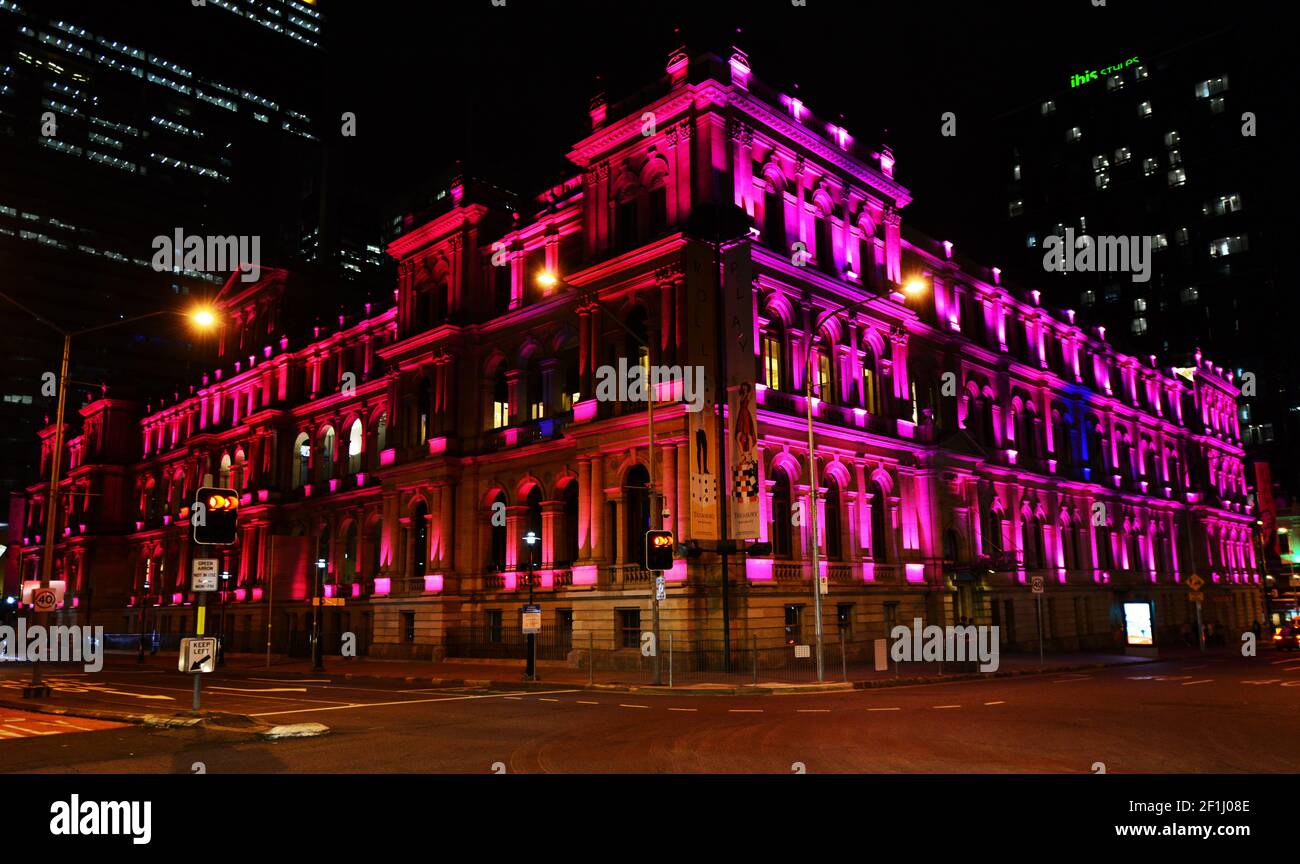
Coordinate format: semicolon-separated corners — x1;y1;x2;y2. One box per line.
0;696;330;740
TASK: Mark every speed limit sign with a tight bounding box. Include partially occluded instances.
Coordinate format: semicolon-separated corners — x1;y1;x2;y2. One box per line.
32;588;57;612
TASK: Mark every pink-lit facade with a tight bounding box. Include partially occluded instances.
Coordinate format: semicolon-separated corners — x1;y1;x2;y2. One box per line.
11;48;1261;657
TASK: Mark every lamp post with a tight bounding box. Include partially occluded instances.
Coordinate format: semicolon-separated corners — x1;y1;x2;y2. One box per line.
0;292;215;697
312;557;326;671
803;277;927;682
536;271;665;683
137;562;152;664
523;530;539;681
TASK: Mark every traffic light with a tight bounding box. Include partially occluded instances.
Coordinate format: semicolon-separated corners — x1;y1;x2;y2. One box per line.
645;529;674;571
193;486;239;545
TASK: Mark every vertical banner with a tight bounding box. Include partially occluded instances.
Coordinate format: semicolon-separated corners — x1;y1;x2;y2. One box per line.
685;243;719;540
722;243;759;539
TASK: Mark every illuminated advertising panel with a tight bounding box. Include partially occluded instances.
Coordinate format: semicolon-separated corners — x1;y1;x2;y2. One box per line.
1123;601;1154;646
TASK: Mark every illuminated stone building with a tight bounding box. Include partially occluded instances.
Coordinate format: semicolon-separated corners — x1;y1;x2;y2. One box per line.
12;47;1262;660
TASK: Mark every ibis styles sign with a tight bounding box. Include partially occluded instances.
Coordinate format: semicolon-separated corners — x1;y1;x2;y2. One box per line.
1070;56;1140;89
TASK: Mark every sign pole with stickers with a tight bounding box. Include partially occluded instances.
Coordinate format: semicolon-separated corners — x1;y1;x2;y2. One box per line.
1032;574;1045;668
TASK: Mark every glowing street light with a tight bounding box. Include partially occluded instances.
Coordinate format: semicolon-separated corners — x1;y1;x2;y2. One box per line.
904;277;929;296
535;270;559;291
0;291;219;696
192;306;217;329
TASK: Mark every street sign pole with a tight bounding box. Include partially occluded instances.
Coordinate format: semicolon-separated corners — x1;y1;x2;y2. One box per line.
193;591;205;711
1196;600;1204;654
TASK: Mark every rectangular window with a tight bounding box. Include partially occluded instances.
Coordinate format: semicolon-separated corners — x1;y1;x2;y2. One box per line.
1066;126;1082;142
1209;235;1248;257
1008;200;1024;217
762;333;783;390
1143;158;1157;177
486;610;503;643
1167;168;1186;187
493;400;509;429
1137;101;1152;118
618;609;640;648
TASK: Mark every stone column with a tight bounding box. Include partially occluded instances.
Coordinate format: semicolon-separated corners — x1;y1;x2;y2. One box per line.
591;453;606;562
577;456;592;559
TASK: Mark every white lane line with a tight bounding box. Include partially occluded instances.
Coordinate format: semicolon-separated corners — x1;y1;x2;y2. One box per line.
668;707;697;712
1182;679;1214;686
210;686;309;693
797;709;831;713
503;696;523;701
249;689;580;718
1271;658;1300;665
619;704;650;709
868;707;901;712
250;677;332;684
933;705;962;709
539;698;560;702
984;701;1006;706
729;709;763;713
577;700;599;705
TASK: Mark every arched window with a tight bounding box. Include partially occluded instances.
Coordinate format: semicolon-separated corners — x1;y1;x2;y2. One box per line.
1024;513;1045;569
317;426;336;482
814;204;836;276
863;344;882;414
347;419;364;474
490;368;509;430
763;182;786;251
370;412;388;470
627;307;650;375
869;480;889;562
1095;520;1114;570
489;492;508;571
232;447;246;490
1053;411;1072;465
647;165;669;236
824;476;843;560
292;432;311;488
812;346;833;403
771;470;793;558
524;355;544;421
624;466;650;568
316;525;331;581
218;453;232;487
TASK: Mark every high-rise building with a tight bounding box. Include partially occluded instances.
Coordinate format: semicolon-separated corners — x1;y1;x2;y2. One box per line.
992;27;1289;485
0;0;386;506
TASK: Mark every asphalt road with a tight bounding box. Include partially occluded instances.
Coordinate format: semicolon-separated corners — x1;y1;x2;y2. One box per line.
1;653;1297;773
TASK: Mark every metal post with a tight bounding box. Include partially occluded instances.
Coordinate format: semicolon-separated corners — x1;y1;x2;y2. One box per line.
1036;594;1044;668
752;634;758;685
312;561;324;671
525;551;537;681
668;631;673;687
804;353;826;683
265;558;274;669
26;333;69;698
588;630;594;686
138;559;151;664
192;590;205;711
217;570;229;665
1196;600;1205;654
712;238;733;670
840;627;847;682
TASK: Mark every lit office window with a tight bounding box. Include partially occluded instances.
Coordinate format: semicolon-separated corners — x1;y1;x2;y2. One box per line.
1067;126;1082;142
1114;147;1131;164
1137;101;1153;118
1167;169;1186;187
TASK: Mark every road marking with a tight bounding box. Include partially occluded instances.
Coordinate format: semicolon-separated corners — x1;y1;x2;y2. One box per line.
210;686;309;693
577;700;599;705
932;705;962;709
984;701;1005;706
619;704;650;709
539;698;560;702
797;709;831;713
1053;676;1091;683
728;709;763;713
250;677;333;684
1184;664;1207;670
1182;679;1214;686
868;707;901;712
504;696;523;701
668;707;697;712
249;689;582;718
1271;658;1300;665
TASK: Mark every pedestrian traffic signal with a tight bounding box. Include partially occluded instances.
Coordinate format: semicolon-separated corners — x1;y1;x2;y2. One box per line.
646;529;674;571
192;486;239;545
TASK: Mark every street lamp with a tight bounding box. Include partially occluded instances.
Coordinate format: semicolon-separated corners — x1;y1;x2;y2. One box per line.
803;276;927;682
523;530;539;681
312;557;326;671
0;291;216;697
535;269;668;685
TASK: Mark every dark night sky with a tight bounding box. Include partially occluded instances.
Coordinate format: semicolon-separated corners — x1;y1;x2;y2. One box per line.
326;0;1288;262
